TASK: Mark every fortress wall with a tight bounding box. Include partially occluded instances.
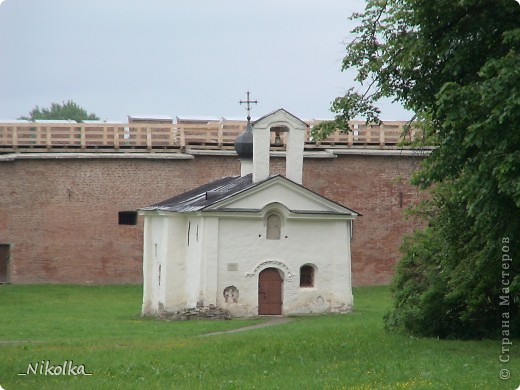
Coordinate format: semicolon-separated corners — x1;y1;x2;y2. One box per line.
0;152;425;285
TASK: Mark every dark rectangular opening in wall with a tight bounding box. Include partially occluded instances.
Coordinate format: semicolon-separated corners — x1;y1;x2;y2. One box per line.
119;211;138;225
0;244;10;283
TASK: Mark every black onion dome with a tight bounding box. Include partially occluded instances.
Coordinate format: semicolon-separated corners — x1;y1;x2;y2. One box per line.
234;124;253;159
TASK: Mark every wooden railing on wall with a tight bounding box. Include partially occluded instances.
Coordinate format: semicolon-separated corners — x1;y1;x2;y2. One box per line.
0;120;422;152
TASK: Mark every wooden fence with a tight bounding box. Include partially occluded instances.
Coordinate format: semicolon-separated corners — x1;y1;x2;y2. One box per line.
0;119;421;152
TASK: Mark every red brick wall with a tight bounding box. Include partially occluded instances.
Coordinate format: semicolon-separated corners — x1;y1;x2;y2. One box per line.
302;155;425;285
0;153;425;285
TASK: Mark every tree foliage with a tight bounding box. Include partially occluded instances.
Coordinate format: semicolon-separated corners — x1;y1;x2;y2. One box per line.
19;100;99;122
326;0;520;338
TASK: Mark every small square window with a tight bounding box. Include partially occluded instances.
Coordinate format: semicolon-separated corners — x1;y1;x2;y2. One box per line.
119;211;137;225
300;265;314;288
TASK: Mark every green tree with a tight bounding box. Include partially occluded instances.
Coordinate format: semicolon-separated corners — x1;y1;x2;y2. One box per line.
19;100;99;122
319;0;520;338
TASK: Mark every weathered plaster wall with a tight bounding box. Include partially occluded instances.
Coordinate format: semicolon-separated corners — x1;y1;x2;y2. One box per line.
216;216;353;316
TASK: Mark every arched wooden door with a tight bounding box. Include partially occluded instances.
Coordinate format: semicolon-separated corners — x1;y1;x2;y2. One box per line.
258;268;283;315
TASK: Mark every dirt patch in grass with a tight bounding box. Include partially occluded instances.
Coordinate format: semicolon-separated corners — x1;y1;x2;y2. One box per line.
202;316;291;336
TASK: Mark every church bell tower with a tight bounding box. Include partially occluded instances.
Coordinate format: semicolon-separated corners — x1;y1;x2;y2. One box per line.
234;93;307;184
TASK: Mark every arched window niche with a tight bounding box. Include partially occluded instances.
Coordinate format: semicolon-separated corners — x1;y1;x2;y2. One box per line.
299;264;316;288
266;213;281;240
262;203;287;240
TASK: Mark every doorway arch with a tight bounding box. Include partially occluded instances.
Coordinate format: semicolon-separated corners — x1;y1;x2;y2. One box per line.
258;267;283;315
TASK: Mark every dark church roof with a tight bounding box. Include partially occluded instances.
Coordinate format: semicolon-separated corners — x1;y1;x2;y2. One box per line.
141;174;257;212
141;174;360;216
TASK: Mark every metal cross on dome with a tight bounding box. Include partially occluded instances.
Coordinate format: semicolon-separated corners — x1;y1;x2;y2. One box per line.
239;91;258;124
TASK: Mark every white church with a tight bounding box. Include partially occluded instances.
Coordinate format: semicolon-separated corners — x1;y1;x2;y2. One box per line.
139;109;359;317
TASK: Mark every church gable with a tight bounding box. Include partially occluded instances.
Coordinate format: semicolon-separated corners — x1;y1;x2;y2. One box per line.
252;108;308;130
204;175;358;216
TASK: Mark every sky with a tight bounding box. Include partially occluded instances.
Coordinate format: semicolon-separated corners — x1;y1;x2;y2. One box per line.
0;0;412;122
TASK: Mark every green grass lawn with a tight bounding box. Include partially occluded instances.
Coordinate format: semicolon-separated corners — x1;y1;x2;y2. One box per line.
0;285;517;389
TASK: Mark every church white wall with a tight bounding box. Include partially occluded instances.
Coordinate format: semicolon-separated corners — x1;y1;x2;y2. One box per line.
141;215;155;315
141;213;190;315
141;215;169;315
216;215;353;316
284;123;305;184
240;159;253;177
162;215;188;312
143;210;353;317
200;217;219;307
184;216;203;308
252;127;270;183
